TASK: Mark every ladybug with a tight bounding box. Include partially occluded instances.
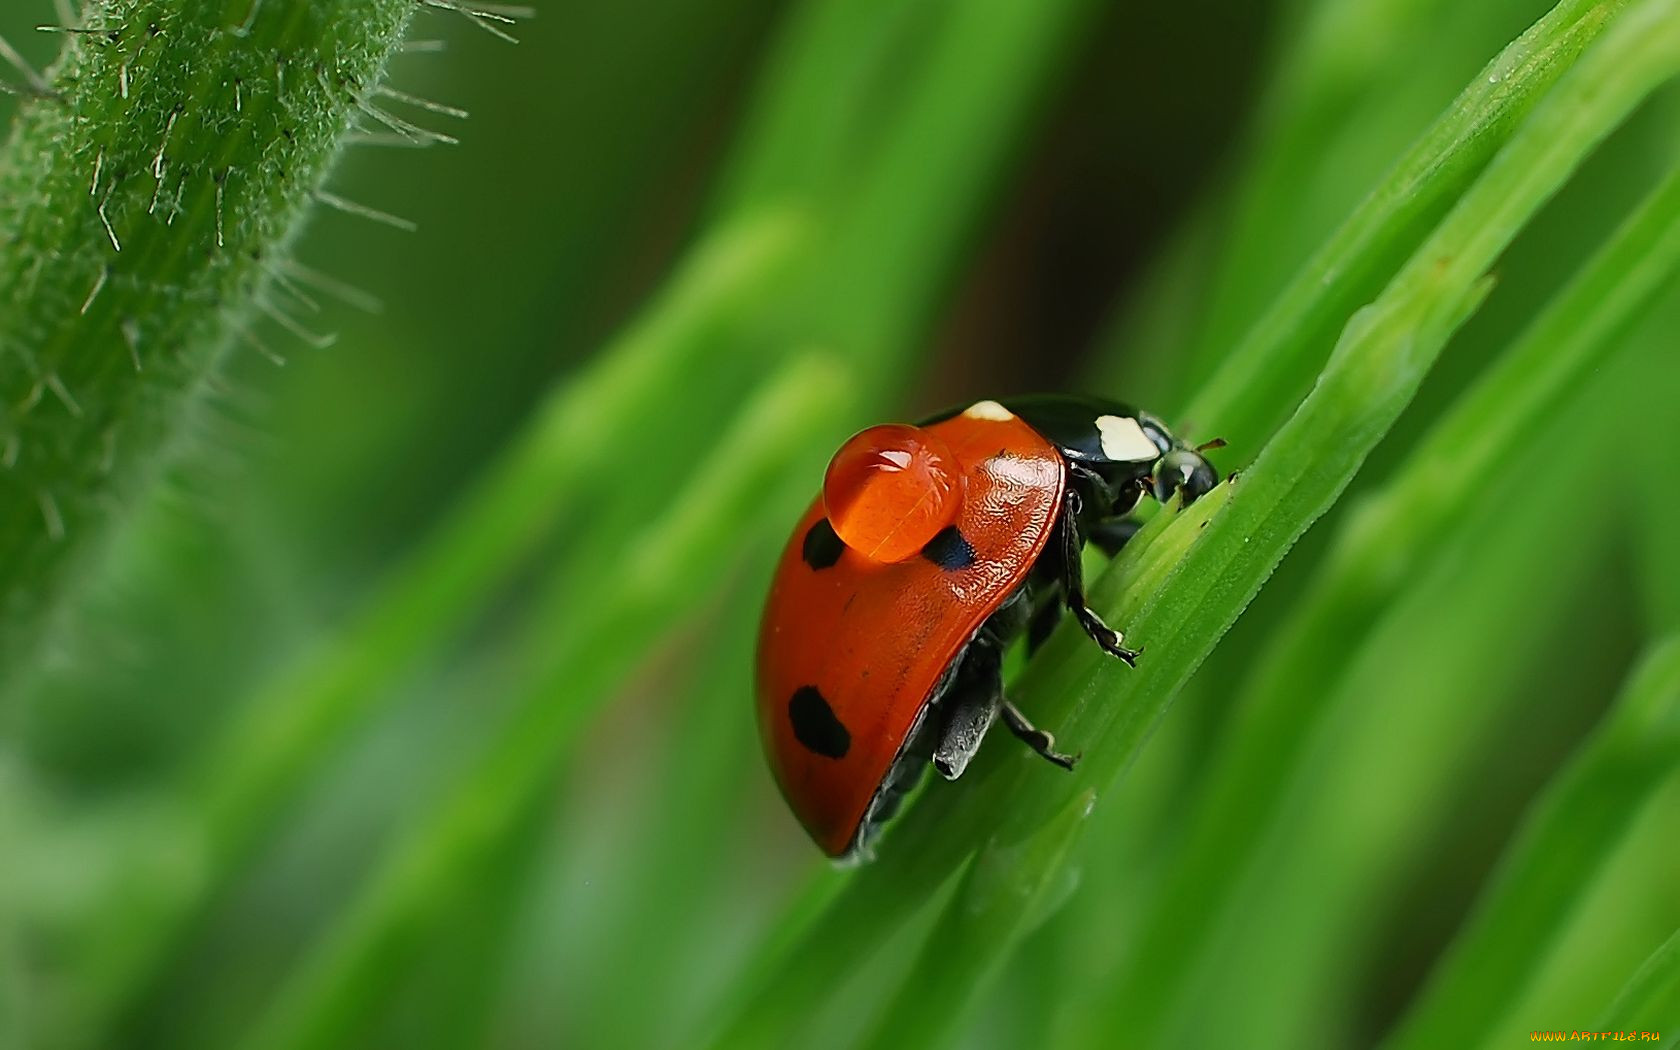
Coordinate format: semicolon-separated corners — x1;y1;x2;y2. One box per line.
755;394;1221;859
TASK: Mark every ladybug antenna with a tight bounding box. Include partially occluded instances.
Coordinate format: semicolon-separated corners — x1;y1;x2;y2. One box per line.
1194;437;1227;454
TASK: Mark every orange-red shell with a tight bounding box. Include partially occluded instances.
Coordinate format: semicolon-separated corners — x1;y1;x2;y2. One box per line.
755;407;1066;855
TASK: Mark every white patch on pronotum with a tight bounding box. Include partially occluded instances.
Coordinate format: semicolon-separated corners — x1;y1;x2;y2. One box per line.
1096;414;1160;462
963;399;1014;422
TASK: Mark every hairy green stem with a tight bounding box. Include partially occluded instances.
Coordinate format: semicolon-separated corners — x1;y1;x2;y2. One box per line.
0;0;416;673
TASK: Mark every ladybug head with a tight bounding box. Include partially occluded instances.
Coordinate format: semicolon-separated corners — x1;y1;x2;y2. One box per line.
1150;442;1220;505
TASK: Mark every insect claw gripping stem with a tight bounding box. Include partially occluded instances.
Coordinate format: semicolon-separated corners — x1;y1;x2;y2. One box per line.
1001;701;1079;771
1075;608;1140;666
1058;487;1142;666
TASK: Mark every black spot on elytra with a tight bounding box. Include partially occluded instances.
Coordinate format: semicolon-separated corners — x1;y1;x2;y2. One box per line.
921;526;976;570
789;686;850;759
801;518;844;570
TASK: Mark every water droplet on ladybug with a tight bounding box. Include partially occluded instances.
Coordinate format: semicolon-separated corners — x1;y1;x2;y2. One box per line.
823;424;964;563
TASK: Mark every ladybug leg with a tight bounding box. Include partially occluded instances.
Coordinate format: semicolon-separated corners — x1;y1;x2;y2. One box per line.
933;640;1078;775
932;644;1002;780
999;700;1078;771
1058;488;1141;666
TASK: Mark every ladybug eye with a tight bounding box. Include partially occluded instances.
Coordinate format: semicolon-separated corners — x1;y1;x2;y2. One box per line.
823;424;965;563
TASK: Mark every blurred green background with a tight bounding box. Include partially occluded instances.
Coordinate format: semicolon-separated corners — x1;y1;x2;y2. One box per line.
2;0;1678;1048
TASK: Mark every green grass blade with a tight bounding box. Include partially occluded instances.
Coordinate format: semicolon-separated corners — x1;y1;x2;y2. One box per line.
567;598;779;1049
369;801;552;1050
703;4;1680;1039
1107;154;1680;1043
0;0;418;674
1384;636;1680;1050
518;0;1097;733
1103;398;1623;1047
401;2;1106;1031
62;210;805;1039
1175;0;1555;391
1594;925;1680;1038
786;0;1098;387
1635;296;1680;634
859;789;1096;1050
700;485;1229;1050
68;0;1102;1029
238;354;849;1050
713;0;936;213
1483;773;1680;1043
190;210;803;864
200;0;1094;876
1177;0;1625;449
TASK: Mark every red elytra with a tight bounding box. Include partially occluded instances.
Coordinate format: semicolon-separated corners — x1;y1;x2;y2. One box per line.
755;409;1064;856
